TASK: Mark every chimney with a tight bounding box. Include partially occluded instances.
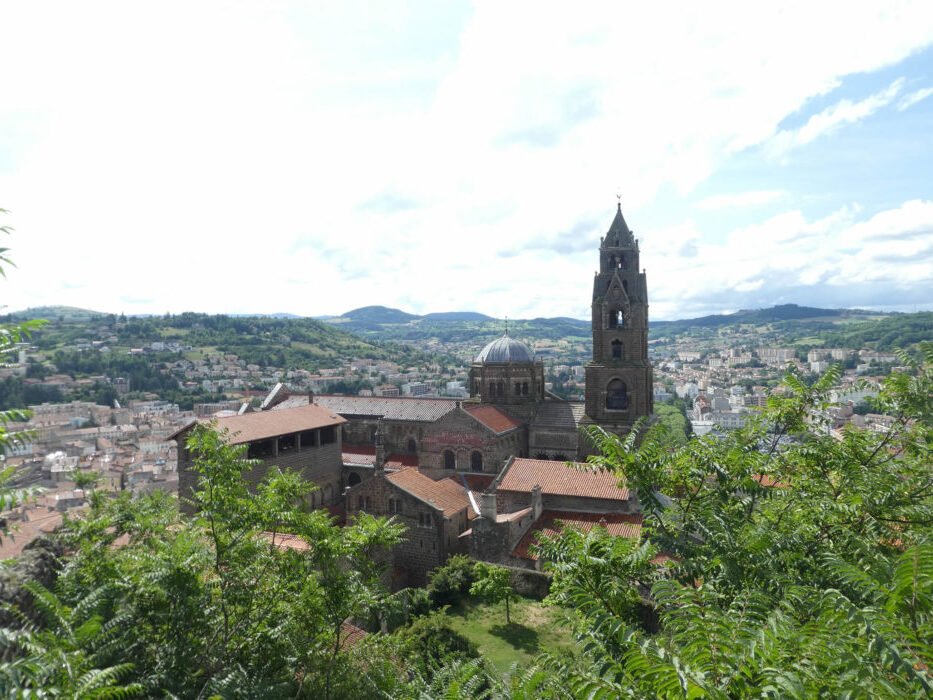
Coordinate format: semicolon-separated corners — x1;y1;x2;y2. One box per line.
479;491;497;519
531;484;543;520
308;389;315;405
374;420;385;477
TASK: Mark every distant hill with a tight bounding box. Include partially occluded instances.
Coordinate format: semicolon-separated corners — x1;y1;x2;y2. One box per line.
422;311;494;322
7;306;108;322
341;306;421;324
651;304;880;333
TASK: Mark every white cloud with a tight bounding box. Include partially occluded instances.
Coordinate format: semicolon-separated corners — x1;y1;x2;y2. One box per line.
898;86;933;110
645;200;933;319
697;190;786;210
767;78;905;158
0;2;932;321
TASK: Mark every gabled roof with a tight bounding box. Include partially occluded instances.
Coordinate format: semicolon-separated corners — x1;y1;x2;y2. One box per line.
464;404;523;435
312;395;457;422
512;510;643;560
386;469;476;518
498;457;630;501
213;403;346;445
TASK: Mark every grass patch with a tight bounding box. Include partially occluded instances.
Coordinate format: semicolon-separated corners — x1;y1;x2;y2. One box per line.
445;597;577;673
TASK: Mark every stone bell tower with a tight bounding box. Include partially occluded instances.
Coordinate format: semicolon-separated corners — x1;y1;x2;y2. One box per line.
584;201;654;431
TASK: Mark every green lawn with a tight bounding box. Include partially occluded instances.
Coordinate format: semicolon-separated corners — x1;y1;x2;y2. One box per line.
445;597;577;673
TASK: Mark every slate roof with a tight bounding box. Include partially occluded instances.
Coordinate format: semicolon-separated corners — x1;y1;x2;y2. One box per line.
512;511;643;560
498;458;630;501
386;469;476;518
474;336;535;363
312;395;457;422
531;401;585;430
210;403;346;445
464;404;523;434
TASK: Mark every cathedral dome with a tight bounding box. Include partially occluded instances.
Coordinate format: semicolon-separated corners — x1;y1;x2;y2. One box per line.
474;336;535;363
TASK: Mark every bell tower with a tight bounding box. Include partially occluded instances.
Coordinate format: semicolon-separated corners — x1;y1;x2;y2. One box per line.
584;201;654;431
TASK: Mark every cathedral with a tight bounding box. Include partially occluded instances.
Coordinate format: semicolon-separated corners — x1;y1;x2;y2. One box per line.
176;202;655;583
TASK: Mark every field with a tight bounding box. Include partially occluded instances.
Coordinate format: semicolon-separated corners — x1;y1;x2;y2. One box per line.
445;597;578;673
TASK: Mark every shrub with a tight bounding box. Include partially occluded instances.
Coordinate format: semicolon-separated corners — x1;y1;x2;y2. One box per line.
427;555;475;608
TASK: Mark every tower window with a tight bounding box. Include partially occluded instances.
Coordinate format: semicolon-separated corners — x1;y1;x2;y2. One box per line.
514;382;521;395
471;451;483;472
407;438;417;454
612;339;623;360
522;382;529;396
489;382;496;397
444;450;455;469
609;255;616;268
608;310;623;329
606;379;629;410
497;381;504;397
619;255;625;269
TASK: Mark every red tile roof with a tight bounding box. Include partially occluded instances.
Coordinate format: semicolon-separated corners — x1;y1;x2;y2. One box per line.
498;458;630;501
341;444;419;468
386;469;475;518
512;510;643;560
464;404;523;434
211;404;346;445
340;621;369;650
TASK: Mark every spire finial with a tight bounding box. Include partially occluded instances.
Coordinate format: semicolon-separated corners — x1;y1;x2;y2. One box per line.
504;316;509;337
616;190;622;211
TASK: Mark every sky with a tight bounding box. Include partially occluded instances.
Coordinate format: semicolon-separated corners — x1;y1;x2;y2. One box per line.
1;1;932;322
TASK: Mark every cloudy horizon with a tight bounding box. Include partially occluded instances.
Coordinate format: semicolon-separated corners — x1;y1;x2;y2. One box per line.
1;1;932;322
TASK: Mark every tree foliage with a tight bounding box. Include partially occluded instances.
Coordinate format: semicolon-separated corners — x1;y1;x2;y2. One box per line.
524;345;933;698
0;425;404;698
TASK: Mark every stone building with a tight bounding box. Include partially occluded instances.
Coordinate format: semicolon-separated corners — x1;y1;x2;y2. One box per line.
174;203;654;583
174;403;347;511
344;429;476;586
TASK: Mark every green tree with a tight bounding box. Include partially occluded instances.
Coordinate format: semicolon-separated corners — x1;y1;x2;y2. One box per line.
470;563;516;624
521;351;933;698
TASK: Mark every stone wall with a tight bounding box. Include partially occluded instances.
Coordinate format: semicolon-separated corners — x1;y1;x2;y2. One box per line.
345;473;469;587
421;407;526;473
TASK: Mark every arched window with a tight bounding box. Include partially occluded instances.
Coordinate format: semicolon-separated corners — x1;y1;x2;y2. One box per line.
619;255;625;269
347;472;361;487
444;450;455;469
612;339;623;360
608;309;623;329
606;379;629;410
497;381;504;397
470;451;483;472
407;438;417;454
514;382;521;395
522;382;529;396
489;382;496;397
